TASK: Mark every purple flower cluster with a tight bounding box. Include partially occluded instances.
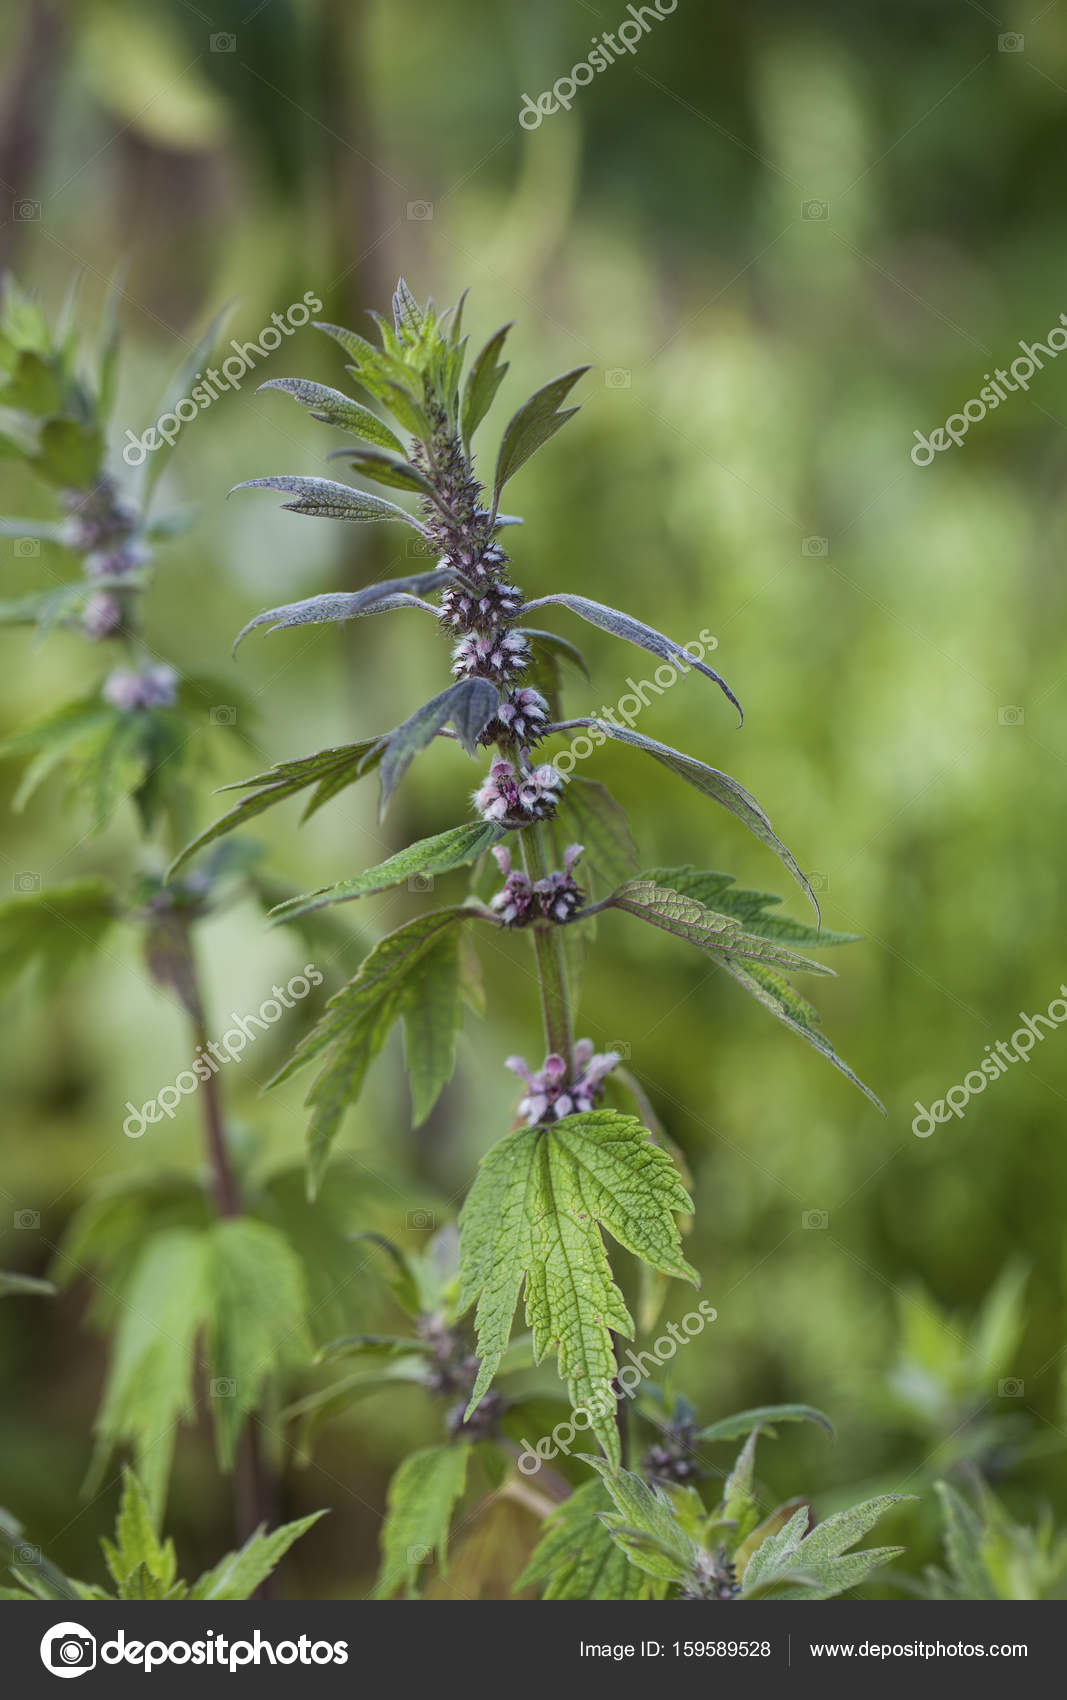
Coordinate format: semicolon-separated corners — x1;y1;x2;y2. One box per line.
102;663;179;712
489;842;584;926
452;628;530;686
506;1039;621;1126
479;686;549;748
439;578;522;634
474;757;561;825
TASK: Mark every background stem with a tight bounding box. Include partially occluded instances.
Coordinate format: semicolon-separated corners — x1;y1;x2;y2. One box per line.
519;824;574;1068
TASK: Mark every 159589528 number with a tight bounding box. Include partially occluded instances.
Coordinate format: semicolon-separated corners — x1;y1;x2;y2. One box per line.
672;1641;773;1657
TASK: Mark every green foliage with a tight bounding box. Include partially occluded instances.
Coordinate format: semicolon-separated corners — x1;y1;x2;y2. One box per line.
493;368;590;499
921;1480;1067;1601
458;1110;695;1465
373;1442;470;1598
584;1427;908;1600
268;822;503;922
516;1480;658;1600
0;877;115;999
1;1470;324;1602
268;909;474;1192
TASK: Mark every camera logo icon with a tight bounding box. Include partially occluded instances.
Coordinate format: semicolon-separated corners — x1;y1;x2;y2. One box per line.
802;536;829;557
997;705;1024;726
406;1209;436;1230
40;1622;97;1678
210;705;237;725
802;1209;829;1230
14;538;40;557
210;32;237;51
408;873;435;893
606;1041;632;1059
14;871;41;893
407;201;434;221
14;1209;40;1229
14;199;41;221
998;32;1024;52
210;1377;237;1397
605;368;632;389
998;1377;1024;1397
802;199;829;220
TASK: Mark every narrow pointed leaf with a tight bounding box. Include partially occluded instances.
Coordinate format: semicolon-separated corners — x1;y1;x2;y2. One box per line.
493;367;590;496
233;569;451;651
257;378;404;452
232;475;423;528
527;593;742;723
378;680;497;815
607;880;833;976
462;323;511;446
267;821;504;923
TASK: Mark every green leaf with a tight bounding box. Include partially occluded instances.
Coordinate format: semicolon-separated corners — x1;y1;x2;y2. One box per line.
494;367;590;497
458;1111;695;1463
696;1403;835;1443
90;1228;213;1521
30;417;104;489
579;719;818;919
715;952;885;1113
267;909;472;1195
166;738;385;877
529;593;742;723
233;474;424;528
607;880;834;977
101;1471;177;1595
392;277;424;344
189;1511;326;1601
400;928;463;1126
551;776;637;892
462;323;511;447
373;1443;470;1598
257;377;404;452
933;1481;994;1599
377;679;498;814
267;821;504;923
140;303;233;507
325;445;436;497
721;1427;762;1546
0;878;115;1001
232;569;450;651
587;1460;700;1585
516;1480;656;1599
205;1219;309;1469
645;867;859;947
741;1493;910;1600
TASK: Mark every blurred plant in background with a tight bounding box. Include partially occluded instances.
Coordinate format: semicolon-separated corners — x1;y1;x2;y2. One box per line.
2;0;1067;1600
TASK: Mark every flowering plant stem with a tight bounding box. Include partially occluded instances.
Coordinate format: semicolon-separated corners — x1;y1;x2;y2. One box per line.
519;822;574;1069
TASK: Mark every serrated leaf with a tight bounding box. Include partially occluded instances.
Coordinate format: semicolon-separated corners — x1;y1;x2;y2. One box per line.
258;377;404;452
232;568;451;651
373;1444;470;1598
0;877;115;1001
715;952;885;1112
101;1471;177;1594
696;1403;835;1443
462;323;511;446
90;1228;214;1521
515;1480;655;1599
189;1511;326;1601
607;880;834;977
267;821;504;923
400;928;463;1126
587;1460;700;1585
934;1481;994;1599
458;1111;695;1463
742;1493;910;1599
377;679;498;815
392;277;424;344
267;909;472;1195
494;367;589;497
166;738;385;877
576;719;818;918
645;867;858;947
528;593;742;722
233;474;423;528
206;1219;309;1469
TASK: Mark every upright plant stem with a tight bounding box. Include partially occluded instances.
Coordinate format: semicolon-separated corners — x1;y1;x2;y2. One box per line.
176;921;275;1568
519;823;574;1067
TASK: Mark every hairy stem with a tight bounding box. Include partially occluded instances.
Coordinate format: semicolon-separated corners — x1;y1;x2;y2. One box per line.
519;824;574;1069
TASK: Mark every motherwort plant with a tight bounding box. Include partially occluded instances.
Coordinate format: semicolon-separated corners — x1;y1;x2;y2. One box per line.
167;280;895;1594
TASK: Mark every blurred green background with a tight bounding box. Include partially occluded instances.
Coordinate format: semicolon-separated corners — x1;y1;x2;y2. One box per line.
1;0;1066;1598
